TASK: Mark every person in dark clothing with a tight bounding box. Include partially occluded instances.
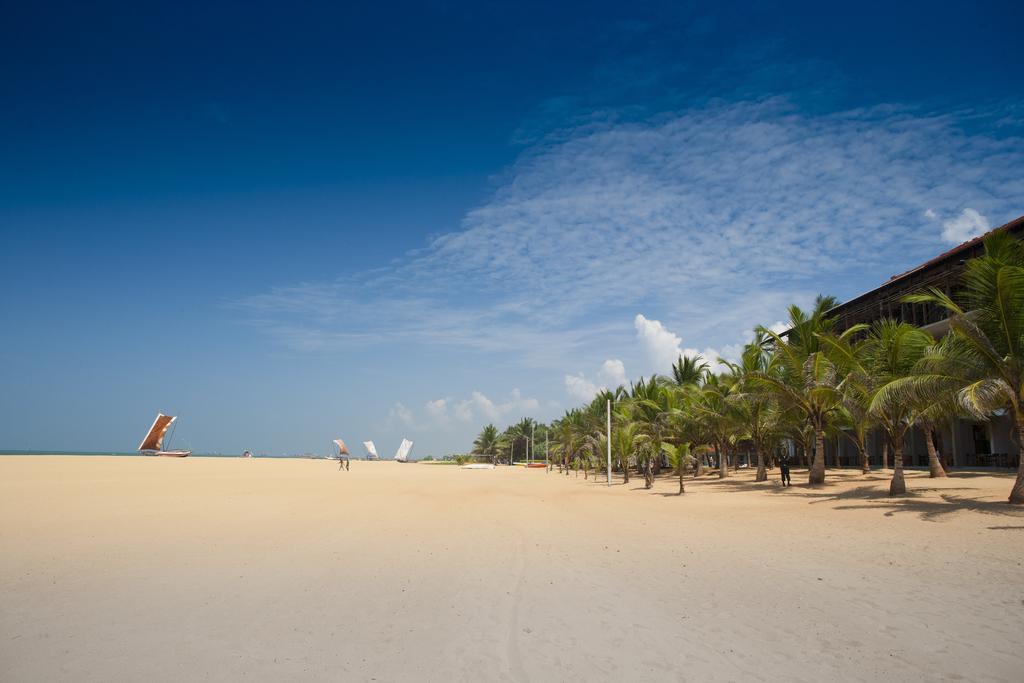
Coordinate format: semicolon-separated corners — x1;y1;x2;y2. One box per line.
779;452;792;486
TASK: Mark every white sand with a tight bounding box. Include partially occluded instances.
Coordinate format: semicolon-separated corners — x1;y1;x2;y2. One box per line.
1;456;1022;681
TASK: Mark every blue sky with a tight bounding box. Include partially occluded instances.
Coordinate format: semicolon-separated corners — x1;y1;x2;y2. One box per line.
1;1;1022;456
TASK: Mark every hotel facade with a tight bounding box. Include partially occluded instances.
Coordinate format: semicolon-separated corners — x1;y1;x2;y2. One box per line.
822;215;1024;470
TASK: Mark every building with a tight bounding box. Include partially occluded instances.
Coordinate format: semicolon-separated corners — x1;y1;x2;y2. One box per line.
825;215;1023;470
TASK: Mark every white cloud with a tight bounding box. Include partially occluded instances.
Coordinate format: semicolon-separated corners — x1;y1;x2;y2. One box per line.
564;357;629;402
635;314;684;371
634;314;730;373
600;359;628;387
564;373;600;401
940;208;990;244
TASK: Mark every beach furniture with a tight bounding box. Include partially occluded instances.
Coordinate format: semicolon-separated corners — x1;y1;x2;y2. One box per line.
138;413;191;457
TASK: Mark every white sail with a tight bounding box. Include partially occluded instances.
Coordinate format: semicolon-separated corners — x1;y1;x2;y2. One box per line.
394;438;413;462
363;440;378;458
333;439;350;455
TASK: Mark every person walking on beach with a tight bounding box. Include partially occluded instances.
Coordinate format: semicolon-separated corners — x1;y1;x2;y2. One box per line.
779;451;792;487
338;455;349;471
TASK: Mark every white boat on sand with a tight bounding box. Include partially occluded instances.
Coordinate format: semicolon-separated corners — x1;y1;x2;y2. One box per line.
138;413;191;457
394;438;413;462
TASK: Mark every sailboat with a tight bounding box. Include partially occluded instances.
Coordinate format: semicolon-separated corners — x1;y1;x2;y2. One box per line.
394;438;413;462
333;438;350;458
138;413;191;457
363;440;379;460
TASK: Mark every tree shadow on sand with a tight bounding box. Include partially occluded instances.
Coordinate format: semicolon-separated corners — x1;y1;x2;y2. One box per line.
645;474;1024;523
831;494;1024;522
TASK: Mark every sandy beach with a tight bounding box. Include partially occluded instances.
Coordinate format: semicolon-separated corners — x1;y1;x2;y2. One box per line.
1;456;1022;682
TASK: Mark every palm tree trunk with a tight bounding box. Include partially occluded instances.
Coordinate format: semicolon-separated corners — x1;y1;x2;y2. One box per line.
882;442;889;470
716;443;727;479
889;443;906;495
834;435;843;468
695;455;704;478
678;465;685;494
924;426;947;478
859;441;870;474
1009;418;1024;504
809;428;826;485
622;456;630;484
755;443;767;482
644;453;653;489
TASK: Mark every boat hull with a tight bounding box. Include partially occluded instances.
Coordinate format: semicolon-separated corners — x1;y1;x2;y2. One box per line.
156;450;191;457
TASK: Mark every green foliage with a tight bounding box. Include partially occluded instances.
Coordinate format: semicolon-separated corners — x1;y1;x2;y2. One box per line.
466;230;1024;502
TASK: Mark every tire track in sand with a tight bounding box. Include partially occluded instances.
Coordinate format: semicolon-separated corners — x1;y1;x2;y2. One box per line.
505;528;529;683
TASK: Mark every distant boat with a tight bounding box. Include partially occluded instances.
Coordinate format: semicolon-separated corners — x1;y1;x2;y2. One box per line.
460;463;495;470
333;438;350;459
394;438;413;462
138;413;191;457
363;440;379;460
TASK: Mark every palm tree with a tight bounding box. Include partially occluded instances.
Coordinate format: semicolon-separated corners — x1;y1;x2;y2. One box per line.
757;298;844;485
755;348;843;485
611;418;642;484
503;417;537;465
864;320;934;495
628;376;678;488
910;368;960;479
895;232;1024;502
672;355;710;386
723;333;779;482
472;424;501;464
818;324;875;474
693;373;736;479
661;442;693;494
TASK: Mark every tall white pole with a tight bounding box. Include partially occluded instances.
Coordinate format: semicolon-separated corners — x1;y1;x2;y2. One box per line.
545;430;549;472
606;398;612;486
530;423;534;464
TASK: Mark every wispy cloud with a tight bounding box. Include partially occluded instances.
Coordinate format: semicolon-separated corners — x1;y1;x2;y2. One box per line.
236;98;1024;378
390;389;542;433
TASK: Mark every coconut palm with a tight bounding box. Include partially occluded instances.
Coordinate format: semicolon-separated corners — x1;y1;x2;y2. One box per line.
611;417;642;484
818;324;875;474
757;298;844;485
909;366;960;479
755;348;843;485
722;333;780;482
628;376;679;488
672;355;710;386
864;320;934;495
502;417;537;465
693;373;737;479
661;442;693;494
893;232;1024;502
472;424;501;464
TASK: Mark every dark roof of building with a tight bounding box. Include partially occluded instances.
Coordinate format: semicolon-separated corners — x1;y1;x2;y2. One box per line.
828;214;1024;316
